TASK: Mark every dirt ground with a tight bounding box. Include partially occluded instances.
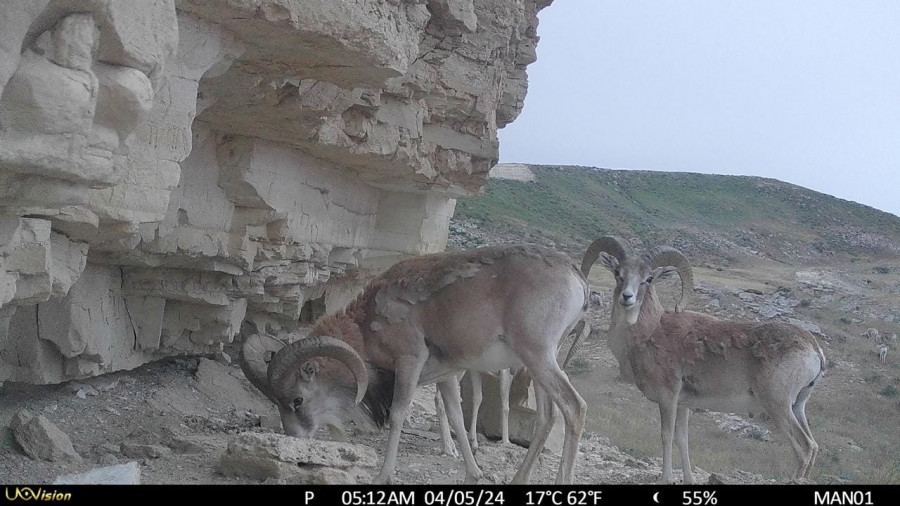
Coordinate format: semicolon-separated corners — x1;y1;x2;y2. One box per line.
0;355;672;485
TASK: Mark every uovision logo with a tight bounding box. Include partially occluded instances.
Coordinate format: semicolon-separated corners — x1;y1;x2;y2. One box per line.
3;487;72;502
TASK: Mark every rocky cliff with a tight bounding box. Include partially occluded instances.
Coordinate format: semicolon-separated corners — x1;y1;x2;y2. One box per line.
0;0;550;383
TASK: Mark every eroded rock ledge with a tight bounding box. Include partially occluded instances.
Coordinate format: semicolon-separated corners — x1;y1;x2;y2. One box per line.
0;0;550;383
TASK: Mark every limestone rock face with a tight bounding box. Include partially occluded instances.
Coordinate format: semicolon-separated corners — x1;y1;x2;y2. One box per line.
0;0;551;383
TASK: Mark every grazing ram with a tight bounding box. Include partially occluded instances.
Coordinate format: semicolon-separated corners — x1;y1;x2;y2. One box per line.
582;236;826;483
241;244;588;484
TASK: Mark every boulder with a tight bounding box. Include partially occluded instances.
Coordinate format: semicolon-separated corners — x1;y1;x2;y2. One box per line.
219;432;377;484
10;409;82;463
54;461;141;485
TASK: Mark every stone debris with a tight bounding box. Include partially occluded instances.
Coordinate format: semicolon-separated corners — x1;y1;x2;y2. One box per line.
54;462;141;485
68;382;100;398
10;410;82;463
120;442;172;459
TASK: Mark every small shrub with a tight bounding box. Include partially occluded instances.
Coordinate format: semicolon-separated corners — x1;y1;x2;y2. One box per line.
840;316;853;324
865;373;882;384
879;385;899;398
566;357;594;376
874;266;890;275
800;299;811;307
750;428;771;442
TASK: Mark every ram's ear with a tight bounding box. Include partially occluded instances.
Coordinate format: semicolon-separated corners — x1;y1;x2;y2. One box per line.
598;252;619;273
299;360;318;381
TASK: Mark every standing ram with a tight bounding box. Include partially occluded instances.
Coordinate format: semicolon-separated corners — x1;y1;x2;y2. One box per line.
241;244;588;484
582;236;826;483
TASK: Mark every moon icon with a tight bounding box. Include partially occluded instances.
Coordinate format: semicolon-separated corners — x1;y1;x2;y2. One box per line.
653;492;661;504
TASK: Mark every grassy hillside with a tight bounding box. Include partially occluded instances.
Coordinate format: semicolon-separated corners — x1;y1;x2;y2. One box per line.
455;165;900;261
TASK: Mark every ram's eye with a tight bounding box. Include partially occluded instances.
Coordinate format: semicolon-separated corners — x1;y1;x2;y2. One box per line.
646;276;654;284
614;270;621;278
292;397;304;410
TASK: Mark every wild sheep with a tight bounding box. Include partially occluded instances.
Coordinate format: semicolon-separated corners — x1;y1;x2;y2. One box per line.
863;328;880;341
582;236;827;483
878;344;888;364
240;244;588;484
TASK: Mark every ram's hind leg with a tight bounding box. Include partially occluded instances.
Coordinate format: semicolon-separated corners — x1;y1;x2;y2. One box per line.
791;387;819;478
438;377;483;484
511;380;556;484
519;359;586;484
500;368;512;444
766;401;817;481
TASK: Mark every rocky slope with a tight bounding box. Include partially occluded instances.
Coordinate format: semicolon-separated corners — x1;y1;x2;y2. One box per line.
0;1;550;384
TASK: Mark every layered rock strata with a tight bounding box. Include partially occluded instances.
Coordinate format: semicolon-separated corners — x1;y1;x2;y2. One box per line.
0;0;550;383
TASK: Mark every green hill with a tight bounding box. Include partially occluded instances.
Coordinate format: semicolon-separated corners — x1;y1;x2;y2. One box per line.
454;165;900;261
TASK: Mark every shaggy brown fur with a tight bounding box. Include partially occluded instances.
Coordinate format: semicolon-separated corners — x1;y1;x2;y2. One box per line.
256;243;589;485
306;244;585;429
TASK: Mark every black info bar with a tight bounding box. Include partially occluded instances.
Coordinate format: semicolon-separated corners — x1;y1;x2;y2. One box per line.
1;485;895;506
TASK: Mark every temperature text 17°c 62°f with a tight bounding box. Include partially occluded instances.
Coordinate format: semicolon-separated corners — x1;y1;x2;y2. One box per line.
525;490;602;506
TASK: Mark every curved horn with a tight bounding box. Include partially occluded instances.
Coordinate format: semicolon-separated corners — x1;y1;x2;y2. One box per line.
240;334;286;403
649;247;694;313
581;236;634;276
267;336;369;405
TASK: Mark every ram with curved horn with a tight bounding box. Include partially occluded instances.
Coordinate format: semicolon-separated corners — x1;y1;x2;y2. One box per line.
241;244;589;485
583;236;826;483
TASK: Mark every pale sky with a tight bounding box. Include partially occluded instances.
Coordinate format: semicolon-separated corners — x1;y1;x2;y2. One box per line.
499;0;900;217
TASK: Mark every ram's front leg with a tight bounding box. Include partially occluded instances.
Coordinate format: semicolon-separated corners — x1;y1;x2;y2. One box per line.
468;371;483;451
439;377;483;483
435;387;458;458
656;381;683;484
374;353;427;484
